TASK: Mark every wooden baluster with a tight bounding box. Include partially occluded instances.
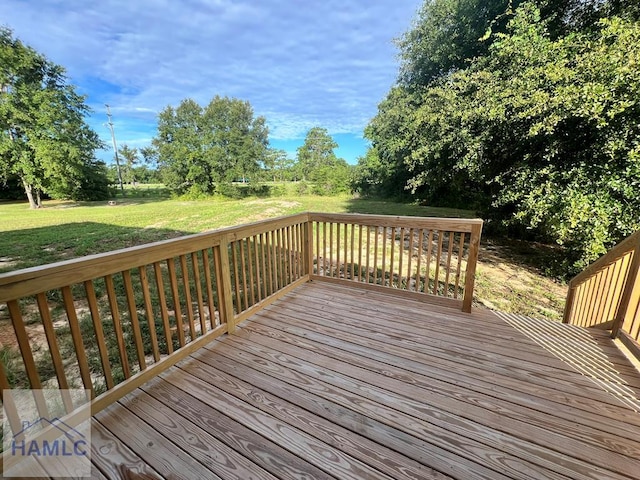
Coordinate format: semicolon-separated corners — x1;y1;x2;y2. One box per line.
349;223;355;280
239;239;249;310
381;227;387;286
231;241;242;311
454;233;465;299
433;231;444;295
306;221;314;277
425;231;433;293
61;287;95;398
153;262;173;354
445;232;455;297
179;256;196;339
329;223;334;278
191;252;207;335
265;233;274;295
0;362;22;435
278;228;286;287
166;259;186;348
201;249;217;329
365;226;371;283
105;274;131;377
260;233;268;296
84;281;116;388
213;245;229;323
373;226;378;284
122;271;147;369
253;235;262;301
389;227;396;288
322;222;327;276
8;300;49;415
36;293;73;410
335;223;340;278
286;226;292;283
138;267;161;361
343;223;348;278
315;221;320;276
246;237;256;305
357;224;363;282
296;223;303;279
407;228;414;291
415;229;423;293
398;227;404;289
271;230;279;290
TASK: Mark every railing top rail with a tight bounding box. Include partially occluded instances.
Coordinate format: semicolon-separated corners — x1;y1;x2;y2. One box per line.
308;212;483;232
569;230;640;288
0;212;310;302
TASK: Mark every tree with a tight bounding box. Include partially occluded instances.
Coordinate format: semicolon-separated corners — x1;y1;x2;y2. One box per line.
0;28;106;208
368;0;640;271
263;148;294;182
153;96;268;194
118;144;139;184
296;127;339;181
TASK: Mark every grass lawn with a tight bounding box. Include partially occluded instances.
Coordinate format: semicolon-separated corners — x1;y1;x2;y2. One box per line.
0;192;567;319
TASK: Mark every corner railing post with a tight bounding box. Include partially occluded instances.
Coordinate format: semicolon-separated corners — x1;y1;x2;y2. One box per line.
562;283;576;324
611;242;640;338
215;235;236;334
462;222;483;313
305;214;314;278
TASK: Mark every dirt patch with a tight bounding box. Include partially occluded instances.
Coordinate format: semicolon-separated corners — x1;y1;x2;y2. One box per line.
239;200;302;223
475;238;567;320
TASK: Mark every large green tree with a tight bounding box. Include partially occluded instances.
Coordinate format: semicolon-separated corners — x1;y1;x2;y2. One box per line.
367;0;640;271
0;28;106;208
153;96;268;194
295;128;351;195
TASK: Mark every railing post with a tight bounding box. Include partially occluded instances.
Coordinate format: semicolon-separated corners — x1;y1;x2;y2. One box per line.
462;222;483;313
214;236;236;334
562;282;576;324
305;216;314;278
611;244;640;338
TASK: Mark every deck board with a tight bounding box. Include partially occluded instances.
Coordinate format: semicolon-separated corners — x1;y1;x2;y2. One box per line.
93;281;640;480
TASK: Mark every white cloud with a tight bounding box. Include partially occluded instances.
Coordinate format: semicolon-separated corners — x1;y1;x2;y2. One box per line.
3;0;421;160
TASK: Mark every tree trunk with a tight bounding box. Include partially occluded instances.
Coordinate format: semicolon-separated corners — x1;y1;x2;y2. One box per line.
22;179;39;209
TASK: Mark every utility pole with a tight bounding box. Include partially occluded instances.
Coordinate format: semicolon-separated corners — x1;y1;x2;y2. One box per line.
105;104;124;193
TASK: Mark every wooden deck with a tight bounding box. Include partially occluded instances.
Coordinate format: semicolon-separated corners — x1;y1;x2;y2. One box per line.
90;281;640;480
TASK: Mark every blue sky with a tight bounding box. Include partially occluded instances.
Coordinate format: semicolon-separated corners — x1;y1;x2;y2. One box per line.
4;1;421;165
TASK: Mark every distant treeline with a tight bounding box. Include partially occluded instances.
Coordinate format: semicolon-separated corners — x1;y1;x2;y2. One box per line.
353;0;640;273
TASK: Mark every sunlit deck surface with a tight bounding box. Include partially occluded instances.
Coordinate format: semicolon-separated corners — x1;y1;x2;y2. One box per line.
91;281;640;480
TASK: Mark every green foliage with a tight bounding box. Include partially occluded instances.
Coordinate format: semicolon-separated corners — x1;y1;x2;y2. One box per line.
367;0;640;273
153;96;268;194
295;127;351;195
0;27;106;207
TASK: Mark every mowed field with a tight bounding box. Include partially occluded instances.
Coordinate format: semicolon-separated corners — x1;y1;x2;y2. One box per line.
0;192;566;319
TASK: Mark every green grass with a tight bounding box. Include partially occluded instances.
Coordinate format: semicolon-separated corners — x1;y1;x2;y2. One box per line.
0;189;565;319
0;194;473;273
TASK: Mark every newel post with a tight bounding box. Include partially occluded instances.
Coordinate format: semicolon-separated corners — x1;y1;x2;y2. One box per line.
462;222;483;313
215;235;236;334
611;241;640;339
562;282;577;324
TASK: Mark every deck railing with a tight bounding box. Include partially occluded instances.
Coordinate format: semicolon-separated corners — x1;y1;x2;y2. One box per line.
0;212;481;441
309;213;483;312
563;230;640;354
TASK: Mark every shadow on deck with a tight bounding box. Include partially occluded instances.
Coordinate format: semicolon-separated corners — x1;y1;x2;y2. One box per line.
91;281;640;480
